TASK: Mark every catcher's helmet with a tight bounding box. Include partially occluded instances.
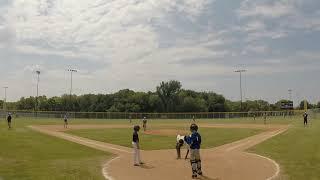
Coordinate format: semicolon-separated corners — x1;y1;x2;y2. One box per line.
133;125;140;131
190;123;198;132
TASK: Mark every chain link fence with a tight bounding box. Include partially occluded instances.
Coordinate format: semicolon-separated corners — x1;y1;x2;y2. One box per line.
309;108;320;119
1;110;304;120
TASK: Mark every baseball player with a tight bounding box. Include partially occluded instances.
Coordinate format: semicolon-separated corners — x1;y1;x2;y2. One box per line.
7;113;12;129
303;111;308;127
176;135;185;159
63;113;68;128
184;124;202;178
142;117;147;131
132;125;144;166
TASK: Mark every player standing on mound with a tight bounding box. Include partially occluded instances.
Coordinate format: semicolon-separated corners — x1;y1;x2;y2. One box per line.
142;117;147;131
184;124;202;178
132;125;144;166
303;111;308;127
7;113;12;129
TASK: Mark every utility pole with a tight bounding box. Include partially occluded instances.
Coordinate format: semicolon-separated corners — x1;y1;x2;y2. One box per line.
3;87;8;115
36;70;40;112
67;69;77;111
235;69;247;111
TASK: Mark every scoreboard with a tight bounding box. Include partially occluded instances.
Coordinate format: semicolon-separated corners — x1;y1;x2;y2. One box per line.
280;101;294;110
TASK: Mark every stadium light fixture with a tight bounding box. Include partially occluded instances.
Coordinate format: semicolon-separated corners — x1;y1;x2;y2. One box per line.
67;69;77;112
234;69;247;111
67;69;78;96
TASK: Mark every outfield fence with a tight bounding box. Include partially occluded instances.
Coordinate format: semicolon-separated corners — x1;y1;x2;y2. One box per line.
309;108;320;119
0;110;304;120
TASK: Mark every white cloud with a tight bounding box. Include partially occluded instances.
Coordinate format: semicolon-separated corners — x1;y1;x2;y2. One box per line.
238;0;296;18
241;44;269;55
0;0;320;103
4;0;213;61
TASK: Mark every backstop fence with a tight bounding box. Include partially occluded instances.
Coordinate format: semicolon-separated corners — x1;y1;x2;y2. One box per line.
0;110;305;120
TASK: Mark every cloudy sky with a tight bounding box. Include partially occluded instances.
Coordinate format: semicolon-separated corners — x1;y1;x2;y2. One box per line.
0;0;319;104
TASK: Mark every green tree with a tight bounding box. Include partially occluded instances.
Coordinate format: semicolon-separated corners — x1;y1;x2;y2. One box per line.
205;92;226;112
299;100;315;110
156;80;182;112
178;97;207;112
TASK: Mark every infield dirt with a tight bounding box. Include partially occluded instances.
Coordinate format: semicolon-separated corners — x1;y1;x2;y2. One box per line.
29;124;288;180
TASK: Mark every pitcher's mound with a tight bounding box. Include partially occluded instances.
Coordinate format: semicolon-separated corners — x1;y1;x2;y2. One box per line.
143;129;189;136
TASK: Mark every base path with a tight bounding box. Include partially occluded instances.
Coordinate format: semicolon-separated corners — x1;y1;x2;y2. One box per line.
29;124;289;180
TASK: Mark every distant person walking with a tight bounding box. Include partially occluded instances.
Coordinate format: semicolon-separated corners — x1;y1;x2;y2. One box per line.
64;114;68;128
303;111;308;127
7;113;12;129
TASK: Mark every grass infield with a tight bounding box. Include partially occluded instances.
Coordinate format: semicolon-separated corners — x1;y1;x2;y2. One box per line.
67;127;262;150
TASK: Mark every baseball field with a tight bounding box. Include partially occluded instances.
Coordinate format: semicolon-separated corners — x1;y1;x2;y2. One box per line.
0;115;318;180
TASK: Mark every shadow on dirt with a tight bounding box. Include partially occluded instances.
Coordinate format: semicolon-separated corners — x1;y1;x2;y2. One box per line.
197;175;219;180
139;164;155;169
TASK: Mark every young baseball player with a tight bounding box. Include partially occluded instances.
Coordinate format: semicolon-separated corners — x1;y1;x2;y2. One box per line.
184;123;202;178
64;113;68;128
142;117;147;131
303;111;308;127
7;113;12;129
176;135;185;159
132;125;144;166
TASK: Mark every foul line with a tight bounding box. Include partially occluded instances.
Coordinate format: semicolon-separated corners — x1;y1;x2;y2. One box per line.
29;126;132;154
61;134;132;154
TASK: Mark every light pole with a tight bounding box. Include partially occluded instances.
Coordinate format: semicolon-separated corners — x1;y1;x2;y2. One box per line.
235;69;247;111
3;86;8;114
67;69;77;111
288;89;292;101
36;70;40;112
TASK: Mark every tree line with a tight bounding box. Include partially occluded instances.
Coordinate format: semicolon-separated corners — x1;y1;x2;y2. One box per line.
1;80;319;112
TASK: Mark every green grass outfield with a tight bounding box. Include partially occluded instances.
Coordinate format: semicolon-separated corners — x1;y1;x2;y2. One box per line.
67;127;262;150
0;118;111;180
4;115;294;126
250;116;320;180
